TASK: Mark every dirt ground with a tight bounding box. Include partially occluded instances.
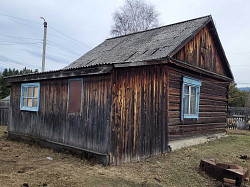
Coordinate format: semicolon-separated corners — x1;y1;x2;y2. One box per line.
0;125;249;187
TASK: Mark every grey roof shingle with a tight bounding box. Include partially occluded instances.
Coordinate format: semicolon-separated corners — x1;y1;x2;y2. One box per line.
64;16;211;69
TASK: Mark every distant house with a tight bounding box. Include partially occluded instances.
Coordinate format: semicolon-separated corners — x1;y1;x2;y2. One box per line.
0;95;9;125
6;15;233;165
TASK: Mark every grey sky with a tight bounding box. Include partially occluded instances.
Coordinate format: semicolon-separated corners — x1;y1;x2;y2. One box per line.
0;0;250;87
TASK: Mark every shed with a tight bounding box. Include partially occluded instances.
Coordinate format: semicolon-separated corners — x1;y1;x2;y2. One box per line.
6;15;233;165
0;95;10;125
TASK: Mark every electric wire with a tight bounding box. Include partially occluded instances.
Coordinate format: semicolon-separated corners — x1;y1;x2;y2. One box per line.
0;55;40;70
0;34;41;40
47;40;82;56
0;60;24;69
0;42;42;45
48;26;90;48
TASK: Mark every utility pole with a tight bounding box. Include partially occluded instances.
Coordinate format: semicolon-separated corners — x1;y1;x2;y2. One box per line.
40;17;47;72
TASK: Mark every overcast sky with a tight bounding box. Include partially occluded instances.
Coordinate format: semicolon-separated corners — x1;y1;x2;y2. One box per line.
0;0;250;87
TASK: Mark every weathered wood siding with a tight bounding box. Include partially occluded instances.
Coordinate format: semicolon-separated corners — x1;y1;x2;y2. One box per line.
173;26;226;76
8;74;112;154
0;100;9;125
168;66;228;140
110;65;169;165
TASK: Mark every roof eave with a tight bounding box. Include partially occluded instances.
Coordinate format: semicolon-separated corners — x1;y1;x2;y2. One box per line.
5;65;113;83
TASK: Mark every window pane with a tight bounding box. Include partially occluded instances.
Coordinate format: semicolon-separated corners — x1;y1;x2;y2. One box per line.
28;87;33;97
33;98;37;107
190;94;197;114
184;95;189;114
23;98;27;106
184;85;189;94
23;87;27;97
191;87;196;96
34;87;38;97
28;98;32;107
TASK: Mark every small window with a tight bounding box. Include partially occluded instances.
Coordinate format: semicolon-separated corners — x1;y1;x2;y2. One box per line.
68;79;83;114
20;83;40;111
181;77;202;120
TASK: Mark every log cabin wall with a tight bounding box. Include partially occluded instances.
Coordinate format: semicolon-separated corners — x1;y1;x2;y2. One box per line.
168;66;228;140
173;26;227;76
110;65;169;165
8;74;112;155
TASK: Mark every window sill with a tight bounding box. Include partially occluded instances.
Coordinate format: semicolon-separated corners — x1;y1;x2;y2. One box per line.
184;115;198;119
20;107;39;112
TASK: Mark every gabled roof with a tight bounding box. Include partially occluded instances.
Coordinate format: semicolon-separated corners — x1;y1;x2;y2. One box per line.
64;15;233;80
65;15;212;69
6;15;233;83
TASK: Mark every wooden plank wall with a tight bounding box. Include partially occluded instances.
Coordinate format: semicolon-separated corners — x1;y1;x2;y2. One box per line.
0;100;9;125
8;74;112;155
168;66;228;140
110;65;169;165
173;26;227;76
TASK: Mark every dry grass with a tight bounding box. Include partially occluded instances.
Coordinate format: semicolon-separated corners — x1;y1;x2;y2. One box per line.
0;125;249;187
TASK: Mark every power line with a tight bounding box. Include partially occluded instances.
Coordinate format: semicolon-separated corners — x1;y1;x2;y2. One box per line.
46;46;78;59
0;13;40;25
0;60;24;69
0;41;42;45
47;40;81;56
0;34;41;40
0;55;40;70
48;26;90;48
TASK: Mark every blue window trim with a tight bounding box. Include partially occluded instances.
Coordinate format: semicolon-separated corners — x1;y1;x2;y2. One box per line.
67;78;84;114
20;82;40;112
181;77;202;120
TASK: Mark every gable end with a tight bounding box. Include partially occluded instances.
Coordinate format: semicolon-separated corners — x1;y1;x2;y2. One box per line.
171;20;233;80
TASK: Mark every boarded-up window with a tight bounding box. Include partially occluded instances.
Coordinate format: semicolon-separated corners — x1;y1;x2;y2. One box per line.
68;79;82;114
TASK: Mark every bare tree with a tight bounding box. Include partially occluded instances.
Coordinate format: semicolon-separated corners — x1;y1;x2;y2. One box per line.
110;0;160;37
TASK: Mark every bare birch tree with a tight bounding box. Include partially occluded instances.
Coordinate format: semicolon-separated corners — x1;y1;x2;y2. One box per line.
110;0;160;37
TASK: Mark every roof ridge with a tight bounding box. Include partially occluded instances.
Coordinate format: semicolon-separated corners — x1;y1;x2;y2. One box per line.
107;15;212;40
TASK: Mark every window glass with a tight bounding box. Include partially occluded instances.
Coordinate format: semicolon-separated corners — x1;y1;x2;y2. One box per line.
184;94;189;114
28;87;33;97
28;98;32;107
33;98;38;107
184;85;189;94
190;94;196;114
34;87;38;97
23;88;27;97
23;98;27;106
191;87;196;96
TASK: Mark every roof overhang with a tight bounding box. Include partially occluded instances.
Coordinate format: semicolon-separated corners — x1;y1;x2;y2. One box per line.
5;65;113;83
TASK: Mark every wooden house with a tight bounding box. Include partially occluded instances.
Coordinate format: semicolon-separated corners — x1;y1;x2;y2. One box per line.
6;15;233;165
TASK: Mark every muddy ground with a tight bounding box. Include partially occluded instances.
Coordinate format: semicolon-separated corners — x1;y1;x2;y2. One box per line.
0;125;249;187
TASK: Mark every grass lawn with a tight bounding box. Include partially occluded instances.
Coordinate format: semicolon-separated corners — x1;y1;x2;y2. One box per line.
0;125;249;187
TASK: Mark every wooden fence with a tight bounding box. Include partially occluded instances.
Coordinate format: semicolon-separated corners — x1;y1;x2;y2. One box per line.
226;107;250;129
0;97;9;125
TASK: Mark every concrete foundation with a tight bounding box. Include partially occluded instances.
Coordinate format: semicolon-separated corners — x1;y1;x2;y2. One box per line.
169;133;227;151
